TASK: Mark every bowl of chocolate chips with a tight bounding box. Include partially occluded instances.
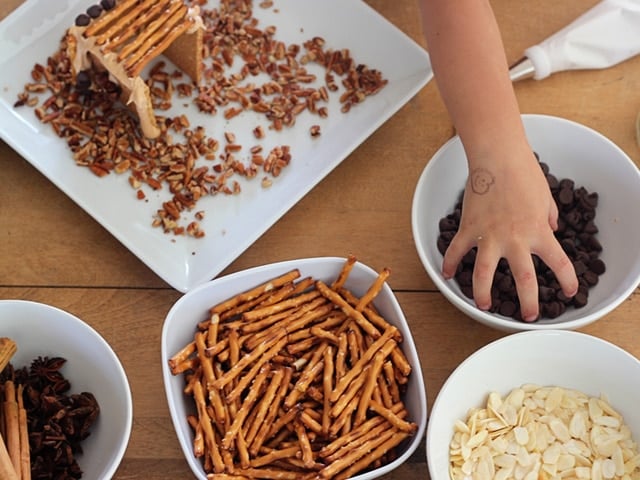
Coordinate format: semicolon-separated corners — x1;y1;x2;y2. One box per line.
411;114;640;332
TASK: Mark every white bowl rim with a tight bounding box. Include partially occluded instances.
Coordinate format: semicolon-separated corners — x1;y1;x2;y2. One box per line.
0;299;133;479
161;256;428;480
411;113;640;332
425;329;640;478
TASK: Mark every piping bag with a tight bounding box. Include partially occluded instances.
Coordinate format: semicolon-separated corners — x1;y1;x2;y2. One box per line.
510;0;640;81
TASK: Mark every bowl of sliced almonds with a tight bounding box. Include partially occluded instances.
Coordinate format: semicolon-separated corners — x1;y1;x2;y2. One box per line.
426;330;640;480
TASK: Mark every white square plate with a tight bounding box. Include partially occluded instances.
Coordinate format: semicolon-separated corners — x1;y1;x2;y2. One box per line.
0;0;432;292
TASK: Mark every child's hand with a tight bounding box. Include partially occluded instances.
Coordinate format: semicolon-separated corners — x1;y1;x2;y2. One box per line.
441;150;579;321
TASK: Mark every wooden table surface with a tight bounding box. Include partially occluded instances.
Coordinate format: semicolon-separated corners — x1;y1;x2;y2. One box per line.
1;0;639;478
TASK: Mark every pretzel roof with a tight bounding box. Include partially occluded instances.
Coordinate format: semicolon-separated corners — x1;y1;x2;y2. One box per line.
83;0;200;79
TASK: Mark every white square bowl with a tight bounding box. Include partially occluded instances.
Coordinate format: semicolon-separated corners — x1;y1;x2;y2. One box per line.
161;256;427;479
426;330;640;480
0;300;132;479
412;114;640;332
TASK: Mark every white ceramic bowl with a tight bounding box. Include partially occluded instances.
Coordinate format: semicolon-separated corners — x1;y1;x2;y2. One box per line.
162;256;427;480
412;114;640;332
426;330;640;480
0;300;132;479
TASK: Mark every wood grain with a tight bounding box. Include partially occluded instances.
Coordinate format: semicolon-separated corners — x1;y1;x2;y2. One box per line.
1;0;638;478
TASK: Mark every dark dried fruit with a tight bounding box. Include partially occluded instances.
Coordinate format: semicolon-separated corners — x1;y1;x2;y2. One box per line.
1;356;100;479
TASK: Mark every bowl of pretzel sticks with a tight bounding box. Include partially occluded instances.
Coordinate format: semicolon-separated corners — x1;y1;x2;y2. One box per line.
0;300;132;479
162;255;427;480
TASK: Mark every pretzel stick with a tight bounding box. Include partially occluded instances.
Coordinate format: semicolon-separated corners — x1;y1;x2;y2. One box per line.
329;327;398;402
390;344;412;377
299;410;322;435
315;281;380;339
324;420;397;464
249;368;293;456
0;338;17;372
210;269;301;315
244;368;285;447
187;415;204;458
322;346;334;436
115;0;178;58
329;389;362;438
236;430;250;469
250;446;300;468
222;283;297;324
232;467;300;480
335;332;347;382
126;7;192;76
243;300;318;344
319;403;405;459
319;428;396;478
207;313;220;347
102;0;170;52
83;0;138;36
243;303;333;352
209;364;229;428
283;358;324;410
195;332;215;389
168;340;196;374
330;365;369;419
225;336;288;404
242;290;322;323
193;380;225;473
212;332;280;391
294;419;315;468
377;374;394;409
265;405;301;443
368;400;416;433
331;255;356;289
99;0;171;48
355;267;390;311
221;364;271;450
333;431;409;480
354;348;389;426
383;361;401;403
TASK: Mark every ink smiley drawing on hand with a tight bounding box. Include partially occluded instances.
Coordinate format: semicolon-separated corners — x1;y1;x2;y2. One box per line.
470;167;495;194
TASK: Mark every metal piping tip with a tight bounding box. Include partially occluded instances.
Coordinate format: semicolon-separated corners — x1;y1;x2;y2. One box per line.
509;56;536;82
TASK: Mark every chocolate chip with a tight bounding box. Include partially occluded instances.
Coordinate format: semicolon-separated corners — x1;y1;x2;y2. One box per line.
573;260;588;276
75;13;91;26
100;0;116;10
583;270;600;286
546;173;559;190
588;258;606;275
558;187;574;207
87;4;103;18
439;217;458;232
539;286;555;302
76;70;91;90
573;291;589;308
499;300;517;317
